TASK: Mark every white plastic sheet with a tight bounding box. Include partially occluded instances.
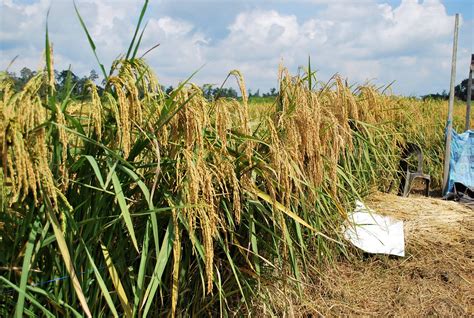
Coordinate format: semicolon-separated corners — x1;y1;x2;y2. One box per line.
344;200;405;257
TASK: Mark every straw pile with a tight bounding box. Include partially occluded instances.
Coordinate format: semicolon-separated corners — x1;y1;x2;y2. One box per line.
253;193;473;317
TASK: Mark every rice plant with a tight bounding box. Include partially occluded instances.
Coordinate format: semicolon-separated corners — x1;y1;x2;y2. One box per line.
0;3;470;317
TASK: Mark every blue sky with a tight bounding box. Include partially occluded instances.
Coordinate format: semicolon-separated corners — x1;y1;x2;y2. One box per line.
1;0;473;96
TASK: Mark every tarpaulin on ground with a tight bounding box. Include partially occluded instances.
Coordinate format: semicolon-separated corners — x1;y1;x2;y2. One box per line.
446;129;474;194
344;201;405;257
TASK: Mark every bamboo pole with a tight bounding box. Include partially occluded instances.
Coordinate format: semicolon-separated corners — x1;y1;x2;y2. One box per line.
465;54;473;131
442;13;459;195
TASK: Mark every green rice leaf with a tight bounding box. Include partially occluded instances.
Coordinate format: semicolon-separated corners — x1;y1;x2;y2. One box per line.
15;219;40;318
110;168;139;252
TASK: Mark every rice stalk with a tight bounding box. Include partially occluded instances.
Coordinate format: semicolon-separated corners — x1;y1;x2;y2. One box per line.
1;14;468;316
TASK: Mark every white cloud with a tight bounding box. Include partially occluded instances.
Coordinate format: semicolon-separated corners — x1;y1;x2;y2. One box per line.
0;0;471;96
140;17;209;83
200;0;468;95
227;10;299;46
153;17;194;37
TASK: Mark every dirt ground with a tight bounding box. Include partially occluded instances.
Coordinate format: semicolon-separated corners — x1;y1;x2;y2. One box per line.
258;193;473;317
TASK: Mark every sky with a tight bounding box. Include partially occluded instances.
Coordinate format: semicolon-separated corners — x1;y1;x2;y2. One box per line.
1;0;473;96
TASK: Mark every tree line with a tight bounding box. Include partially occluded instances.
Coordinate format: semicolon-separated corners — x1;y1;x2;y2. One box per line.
9;66;470;102
7;67;100;96
7;67;279;100
422;78;472;101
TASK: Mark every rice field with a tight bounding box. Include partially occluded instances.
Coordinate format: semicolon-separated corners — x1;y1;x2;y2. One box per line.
0;5;472;318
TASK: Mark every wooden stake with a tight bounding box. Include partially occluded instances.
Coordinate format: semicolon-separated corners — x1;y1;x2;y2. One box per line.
442;13;459;195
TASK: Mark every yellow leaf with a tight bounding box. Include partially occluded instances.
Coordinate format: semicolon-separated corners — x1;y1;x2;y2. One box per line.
46;209;92;318
253;189;343;245
101;243;133;318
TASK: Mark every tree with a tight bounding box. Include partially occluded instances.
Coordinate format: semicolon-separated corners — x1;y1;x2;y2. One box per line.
165;85;174;95
10;67;37;89
454;78;472;102
89;70;99;82
56;69;79;89
263;88;278;98
19;67;35;83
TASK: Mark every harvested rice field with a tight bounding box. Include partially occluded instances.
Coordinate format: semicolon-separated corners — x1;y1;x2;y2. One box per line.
255;193;473;317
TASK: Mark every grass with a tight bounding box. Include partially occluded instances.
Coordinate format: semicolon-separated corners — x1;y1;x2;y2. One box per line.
0;3;472;317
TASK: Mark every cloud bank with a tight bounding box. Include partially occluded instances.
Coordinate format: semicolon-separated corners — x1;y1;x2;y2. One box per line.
1;0;472;95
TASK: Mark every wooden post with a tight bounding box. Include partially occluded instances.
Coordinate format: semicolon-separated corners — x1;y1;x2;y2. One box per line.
466;54;473;131
442;13;459;195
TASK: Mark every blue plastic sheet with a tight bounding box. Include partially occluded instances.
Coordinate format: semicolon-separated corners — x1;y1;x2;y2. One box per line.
446;129;474;194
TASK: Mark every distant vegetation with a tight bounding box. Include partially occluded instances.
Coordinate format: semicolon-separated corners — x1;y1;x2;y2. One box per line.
7;67;279;102
421;78;472;101
8;66;471;103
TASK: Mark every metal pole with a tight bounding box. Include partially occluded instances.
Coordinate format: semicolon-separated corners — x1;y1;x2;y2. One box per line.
442;13;459;195
465;54;473;131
